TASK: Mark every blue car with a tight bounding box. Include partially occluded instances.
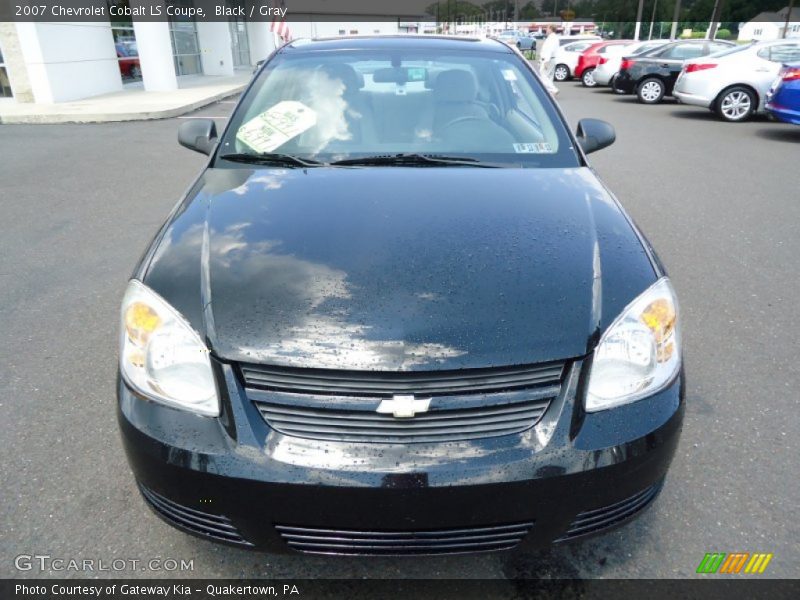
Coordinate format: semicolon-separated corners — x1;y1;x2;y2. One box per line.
495;30;536;51
766;62;800;125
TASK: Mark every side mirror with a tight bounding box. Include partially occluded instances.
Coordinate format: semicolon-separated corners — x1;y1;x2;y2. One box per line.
178;119;218;155
576;118;615;154
253;59;265;74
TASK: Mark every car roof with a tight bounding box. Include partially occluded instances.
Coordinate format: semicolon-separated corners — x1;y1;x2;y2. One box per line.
750;38;800;47
662;38;735;45
283;35;513;54
586;39;633;50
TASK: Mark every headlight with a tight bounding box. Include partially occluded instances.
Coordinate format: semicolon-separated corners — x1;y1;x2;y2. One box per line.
586;277;680;412
119;280;219;416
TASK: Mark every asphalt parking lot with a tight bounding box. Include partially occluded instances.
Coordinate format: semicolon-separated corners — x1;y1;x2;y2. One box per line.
1;82;798;581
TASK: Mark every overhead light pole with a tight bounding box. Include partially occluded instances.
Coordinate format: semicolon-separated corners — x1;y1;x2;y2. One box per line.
670;0;682;40
783;0;795;39
634;0;645;40
649;0;659;40
706;0;725;39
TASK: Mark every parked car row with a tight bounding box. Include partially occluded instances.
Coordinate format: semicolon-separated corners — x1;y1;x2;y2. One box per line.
564;37;800;125
673;41;800;122
593;40;671;87
612;40;736;103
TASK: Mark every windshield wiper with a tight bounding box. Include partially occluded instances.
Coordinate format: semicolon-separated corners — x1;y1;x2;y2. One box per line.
330;153;503;168
219;152;324;168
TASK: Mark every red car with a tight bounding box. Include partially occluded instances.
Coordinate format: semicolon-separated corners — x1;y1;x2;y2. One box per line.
116;42;142;81
575;40;632;87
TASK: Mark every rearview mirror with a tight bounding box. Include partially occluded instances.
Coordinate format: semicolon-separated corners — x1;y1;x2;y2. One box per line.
372;66;427;84
576;118;615;154
178;119;218;155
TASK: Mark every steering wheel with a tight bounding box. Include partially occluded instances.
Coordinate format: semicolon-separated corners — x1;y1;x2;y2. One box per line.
440;115;489;132
477;101;502;122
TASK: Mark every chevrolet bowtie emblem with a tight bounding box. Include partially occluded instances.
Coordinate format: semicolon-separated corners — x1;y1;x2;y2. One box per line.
376;395;432;418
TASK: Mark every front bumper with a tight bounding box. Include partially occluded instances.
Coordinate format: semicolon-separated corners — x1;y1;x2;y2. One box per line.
767;101;800;125
673;88;713;108
612;71;636;94
592;68;615;86
118;359;684;555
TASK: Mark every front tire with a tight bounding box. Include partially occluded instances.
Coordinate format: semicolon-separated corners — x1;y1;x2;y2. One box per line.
637;77;665;104
554;64;570;82
715;86;756;122
581;68;597;87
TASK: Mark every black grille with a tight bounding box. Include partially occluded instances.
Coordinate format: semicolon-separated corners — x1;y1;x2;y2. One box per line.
276;521;534;555
557;480;664;541
138;483;252;547
240;361;564;397
256;388;556;443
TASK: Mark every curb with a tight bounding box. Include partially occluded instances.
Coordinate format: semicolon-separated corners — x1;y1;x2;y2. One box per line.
0;85;246;125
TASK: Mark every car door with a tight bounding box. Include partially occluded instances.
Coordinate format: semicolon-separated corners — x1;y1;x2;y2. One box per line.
656;42;707;89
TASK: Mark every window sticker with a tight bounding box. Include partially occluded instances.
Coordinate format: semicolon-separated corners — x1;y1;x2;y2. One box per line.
236;101;317;153
513;142;553;153
502;69;518;81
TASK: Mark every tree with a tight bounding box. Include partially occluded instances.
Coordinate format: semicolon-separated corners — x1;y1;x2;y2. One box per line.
520;2;541;19
425;1;485;21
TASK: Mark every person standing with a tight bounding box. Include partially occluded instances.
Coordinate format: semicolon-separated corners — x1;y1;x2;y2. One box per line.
538;25;560;96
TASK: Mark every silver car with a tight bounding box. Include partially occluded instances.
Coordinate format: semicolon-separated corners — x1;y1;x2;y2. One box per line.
674;39;800;121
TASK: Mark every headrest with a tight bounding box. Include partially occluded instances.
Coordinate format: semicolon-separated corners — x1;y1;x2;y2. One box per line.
433;70;478;102
320;63;364;92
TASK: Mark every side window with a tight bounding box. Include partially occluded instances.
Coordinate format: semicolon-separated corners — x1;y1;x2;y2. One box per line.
661;43;705;60
759;44;800;63
565;42;589;52
674;44;705;59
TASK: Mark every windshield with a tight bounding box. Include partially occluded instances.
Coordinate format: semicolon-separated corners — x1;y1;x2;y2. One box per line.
563;42;593;52
217;47;580;168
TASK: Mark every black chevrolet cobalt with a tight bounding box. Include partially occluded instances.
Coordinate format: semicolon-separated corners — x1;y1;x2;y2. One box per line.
118;36;683;555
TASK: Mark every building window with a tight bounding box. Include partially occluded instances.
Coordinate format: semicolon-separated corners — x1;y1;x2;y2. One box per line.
754;28;763;36
0;44;12;98
107;0;142;84
228;15;250;67
169;0;202;76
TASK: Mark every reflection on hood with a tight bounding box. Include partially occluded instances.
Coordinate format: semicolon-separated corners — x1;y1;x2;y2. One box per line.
143;167;657;371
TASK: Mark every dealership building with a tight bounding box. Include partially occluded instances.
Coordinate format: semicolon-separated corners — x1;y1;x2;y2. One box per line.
0;1;424;104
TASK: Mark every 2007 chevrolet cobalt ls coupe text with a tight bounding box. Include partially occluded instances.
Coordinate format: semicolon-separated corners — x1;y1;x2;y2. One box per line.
118;36;683;555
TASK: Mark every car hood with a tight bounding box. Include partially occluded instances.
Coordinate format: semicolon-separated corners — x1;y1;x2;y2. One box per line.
142;166;657;371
